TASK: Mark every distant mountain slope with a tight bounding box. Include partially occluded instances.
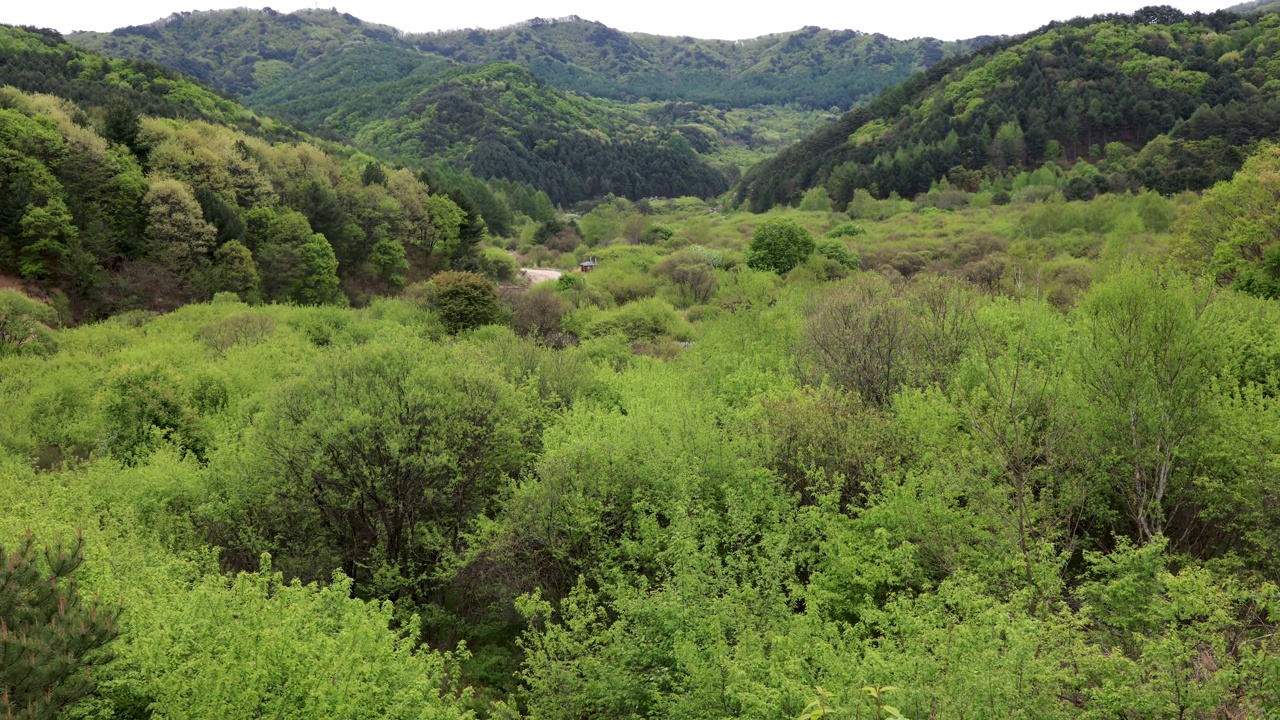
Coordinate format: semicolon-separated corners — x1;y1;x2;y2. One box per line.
71;8;408;98
411;17;992;109
72;10;989;111
350;63;729;204
69;10;987;203
1226;0;1280;14
735;6;1280;211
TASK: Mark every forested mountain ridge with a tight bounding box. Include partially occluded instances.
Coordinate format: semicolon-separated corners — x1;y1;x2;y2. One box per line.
70;9;989;110
736;6;1280;211
347;63;729;205
67;9;987;204
410;18;992;110
73;8;408;98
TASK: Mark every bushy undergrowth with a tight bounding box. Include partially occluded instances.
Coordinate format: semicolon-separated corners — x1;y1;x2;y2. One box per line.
6;141;1280;720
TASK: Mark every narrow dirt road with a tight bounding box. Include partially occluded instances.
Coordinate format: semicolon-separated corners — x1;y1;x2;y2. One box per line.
522;268;563;285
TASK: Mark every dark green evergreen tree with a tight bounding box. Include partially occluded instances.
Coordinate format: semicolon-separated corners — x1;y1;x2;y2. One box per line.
194;188;247;246
360;162;387;187
100;99;140;154
300;180;361;266
444;190;488;261
1;531;120;720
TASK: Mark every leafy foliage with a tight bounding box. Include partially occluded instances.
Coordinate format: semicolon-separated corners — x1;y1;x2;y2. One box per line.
102;365;207;464
117;557;473;719
1179;142;1280;297
0;25;292;139
815;239;861;270
747;217;816;274
423;272;502;334
6;9;1280;720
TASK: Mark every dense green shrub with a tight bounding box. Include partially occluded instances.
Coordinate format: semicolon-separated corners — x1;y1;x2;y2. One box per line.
246;342;532;604
534;218;582;253
815;239;861;270
826;221;867;239
588;297;689;343
746;218;815;274
640;225;675;246
482;247;519;283
121;558;472;720
102;366;208;464
592;269;658;305
424;272;501;334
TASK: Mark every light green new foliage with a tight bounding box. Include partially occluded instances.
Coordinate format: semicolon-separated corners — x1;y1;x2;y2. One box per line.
292;232;343;305
1074;264;1219;543
0;301;505;720
371;237;410;288
587;297;692;343
123;558;472;720
4;176;1280;720
814;239;860;270
0;452;472;720
1178;142;1280;295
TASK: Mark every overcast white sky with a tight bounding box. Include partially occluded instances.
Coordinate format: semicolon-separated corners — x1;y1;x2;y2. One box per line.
6;0;1247;41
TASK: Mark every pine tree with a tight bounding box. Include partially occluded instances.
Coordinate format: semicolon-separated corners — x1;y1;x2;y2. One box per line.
100;99;139;155
360;162;387;187
1;530;119;720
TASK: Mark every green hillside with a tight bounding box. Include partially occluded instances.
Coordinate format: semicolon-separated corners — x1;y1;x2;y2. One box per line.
72;10;986;110
71;8;409;98
251;57;732;205
736;7;1280;211
0;23;294;139
1226;0;1280;13
347;63;727;205
69;9;985;204
411;17;991;109
0;24;508;319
